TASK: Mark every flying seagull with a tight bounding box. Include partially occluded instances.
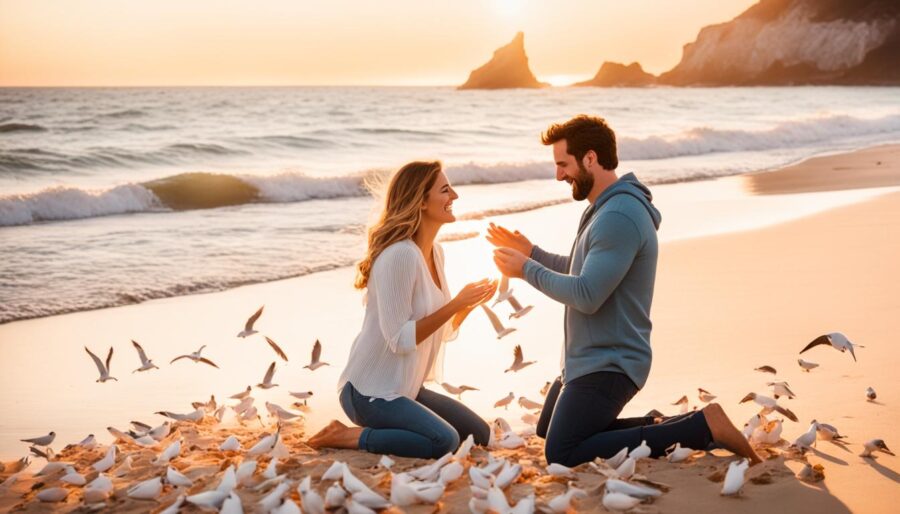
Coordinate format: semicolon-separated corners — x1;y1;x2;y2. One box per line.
303;340;329;371
481;304;516;339
264;336;289;361
505;345;535;373
800;332;863;362
491;275;513;307
237;305;264;338
85;346;117;382
257;362;278;389
507;295;533;320
131;340;158;373
170;345;219;368
441;383;479;399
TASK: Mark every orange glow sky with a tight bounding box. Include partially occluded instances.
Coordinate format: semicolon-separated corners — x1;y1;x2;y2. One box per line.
0;0;757;87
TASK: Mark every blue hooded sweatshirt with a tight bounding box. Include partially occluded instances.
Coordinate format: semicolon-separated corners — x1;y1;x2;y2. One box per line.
523;172;662;388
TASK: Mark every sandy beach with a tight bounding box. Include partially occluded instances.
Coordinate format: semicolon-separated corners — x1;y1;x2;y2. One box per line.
1;145;899;513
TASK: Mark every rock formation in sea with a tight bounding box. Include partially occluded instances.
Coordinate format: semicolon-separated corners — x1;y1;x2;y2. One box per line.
574;62;657;87
458;32;548;90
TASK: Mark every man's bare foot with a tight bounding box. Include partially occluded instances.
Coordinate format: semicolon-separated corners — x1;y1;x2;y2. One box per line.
307;420;362;449
702;403;763;465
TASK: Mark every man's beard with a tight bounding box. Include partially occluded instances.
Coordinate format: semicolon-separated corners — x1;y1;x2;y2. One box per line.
569;160;594;201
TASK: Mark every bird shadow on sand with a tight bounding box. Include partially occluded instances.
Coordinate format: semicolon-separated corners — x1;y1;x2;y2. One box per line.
866;400;886;406
808;447;848;466
864;458;900;483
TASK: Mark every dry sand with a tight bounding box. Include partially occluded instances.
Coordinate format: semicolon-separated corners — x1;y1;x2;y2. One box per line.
1;145;899;512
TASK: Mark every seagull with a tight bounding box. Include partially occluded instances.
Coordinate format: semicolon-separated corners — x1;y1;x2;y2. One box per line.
303;339;329;371
257;361;278;389
800;332;863;362
441;383;479;399
247;425;281;456
219;435;242;452
721;458;749;496
812;420;845;442
186;490;229;510
153;439;182;465
265;336;289;361
237;305;264;338
266;401;302;422
507;295;533;320
518;396;543;410
298;476;326;514
92;445;117;472
666;443;696;463
672;395;689;414
603;490;641;511
129;340;159;373
605;479;662;499
791;422;818;450
494;392;514;409
628;440;651;460
85;346;117;382
754;365;777;374
504;345;535;373
230;386;252;400
492;275;513;307
192;395;217;413
698;388;716;403
289;390;314;405
768;381;797;400
540;381;551;396
166;466;193;487
798;358;819;372
866;387;877;401
20;431;55;447
36;488;69;503
481;304;516;339
860;439;894;458
127;476;163;500
170;345;219;368
155;409;204;422
739;392;798;422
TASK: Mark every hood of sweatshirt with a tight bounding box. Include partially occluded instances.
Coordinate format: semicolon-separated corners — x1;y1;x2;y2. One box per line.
592;172;662;230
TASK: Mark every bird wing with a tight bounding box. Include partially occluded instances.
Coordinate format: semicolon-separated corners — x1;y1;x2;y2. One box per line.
481;305;505;332
265;337;288;361
773;405;798;422
132;340;149;364
310;340;322;364
262;362;276;384
245;305;264;332
800;335;830;354
508;295;523;311
512;345;524;366
739;393;755;404
170;355;189;364
85;346;107;375
672;395;687;405
699;388;711;395
105;347;114;374
498;275;509;295
846;343;857;362
198;357;219;368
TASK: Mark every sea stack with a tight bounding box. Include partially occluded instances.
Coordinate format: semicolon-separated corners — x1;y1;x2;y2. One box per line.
574;62;657;87
458;32;548;90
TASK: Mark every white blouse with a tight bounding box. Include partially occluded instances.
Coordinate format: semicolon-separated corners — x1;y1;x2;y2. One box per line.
338;239;458;401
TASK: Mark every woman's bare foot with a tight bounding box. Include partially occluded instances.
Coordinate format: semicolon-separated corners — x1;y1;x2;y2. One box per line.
307;420;362;449
702;403;763;465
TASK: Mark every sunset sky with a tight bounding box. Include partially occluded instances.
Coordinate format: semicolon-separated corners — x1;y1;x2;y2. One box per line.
0;0;757;87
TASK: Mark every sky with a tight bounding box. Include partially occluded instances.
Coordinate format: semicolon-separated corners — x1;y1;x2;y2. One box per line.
0;0;758;87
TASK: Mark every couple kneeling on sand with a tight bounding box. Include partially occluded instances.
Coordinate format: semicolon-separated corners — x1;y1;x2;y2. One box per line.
307;115;761;467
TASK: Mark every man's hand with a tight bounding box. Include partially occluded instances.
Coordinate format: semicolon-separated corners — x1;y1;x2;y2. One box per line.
493;247;528;279
486;223;533;256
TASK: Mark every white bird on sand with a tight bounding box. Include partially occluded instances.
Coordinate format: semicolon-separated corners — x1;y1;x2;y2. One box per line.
798;358;819;372
494;392;514;409
518;396;543;410
614;457;635;480
698;388;717;403
751;418;783;446
628;440;651;460
220;491;244;514
860;439;894;458
159;495;185;514
273;499;302;514
131;340;159;373
321;461;345;481
497;432;526;450
455;434;475;461
303;339;330;371
507;295;533;320
791;422;818;450
604;447;629;469
166;466;193;487
216;465;237;494
60;466;86;485
739;392;798;422
128;476;163;500
186;490;229;510
266;401;302;422
801;332;863;362
264;336;289;361
153;439;181;465
237;305;264;338
299;476;326;514
546;463;575;477
813;421;845;442
262;458;279;480
325;482;348;508
866;387;877;401
289;390;314;405
71;433;96;449
259;482;292;512
20;431;55;447
257;361;279;389
666;442;696;463
147;421;171;441
233;460;256;486
170;345;219;368
439;461;464;484
546;483;587;513
410;453;453;482
481;304;516;339
505;345;535;373
754;365;777;374
721;458;749;496
441;382;479;399
768;381;796;400
602;490;641;511
672;395;689;414
233;396;255;415
85;346;117;382
247;426;281;456
220;435;242;452
606;478;662;499
156;408;205;422
84;474;114;502
92;444;117;472
492;275;513;307
230;386;252;400
111;455;133;477
36;487;69;503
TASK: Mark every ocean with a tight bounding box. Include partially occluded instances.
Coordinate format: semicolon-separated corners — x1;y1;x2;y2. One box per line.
2;86;899;324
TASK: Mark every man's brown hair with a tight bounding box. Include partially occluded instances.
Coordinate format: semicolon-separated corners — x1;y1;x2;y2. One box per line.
541;115;618;170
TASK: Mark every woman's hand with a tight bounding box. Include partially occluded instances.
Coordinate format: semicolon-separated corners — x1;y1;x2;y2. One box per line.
451;279;497;330
486;222;533;256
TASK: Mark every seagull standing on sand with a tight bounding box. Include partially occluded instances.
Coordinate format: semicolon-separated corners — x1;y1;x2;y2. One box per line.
85;346;117;382
264;336;289;361
860;439;894;458
257;361;279;389
20;432;55;447
170;345;219;368
866;387;877;401
440;383;479;399
801;332;863;361
237;305;264;338
481;304;517;339
131;340;159;373
768;381;797;400
303;340;330;370
505;345;535;373
289;390;314;405
721;458;749;496
518;396;543;410
798;358;819;372
494;392;514;409
791;422;818;450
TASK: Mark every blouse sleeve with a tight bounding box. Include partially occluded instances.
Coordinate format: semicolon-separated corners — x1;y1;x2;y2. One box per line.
371;244;419;355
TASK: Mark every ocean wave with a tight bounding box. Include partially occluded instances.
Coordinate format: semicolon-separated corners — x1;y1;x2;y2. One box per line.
0;184;160;226
0;122;47;134
619;113;900;160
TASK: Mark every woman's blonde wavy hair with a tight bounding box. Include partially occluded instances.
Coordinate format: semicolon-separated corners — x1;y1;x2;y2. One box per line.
354;160;443;289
